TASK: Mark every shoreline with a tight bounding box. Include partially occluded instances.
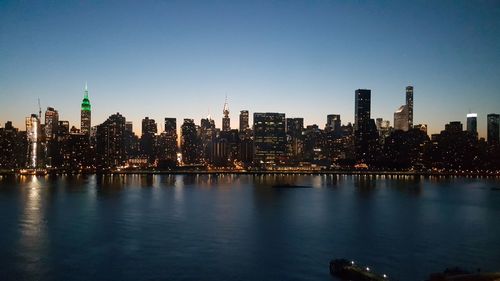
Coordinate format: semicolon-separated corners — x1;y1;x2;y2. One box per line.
1;170;499;177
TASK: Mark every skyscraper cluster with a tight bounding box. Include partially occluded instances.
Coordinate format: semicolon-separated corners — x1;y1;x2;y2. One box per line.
0;84;499;173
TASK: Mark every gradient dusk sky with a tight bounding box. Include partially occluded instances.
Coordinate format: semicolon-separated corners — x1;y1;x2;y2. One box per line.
1;0;499;137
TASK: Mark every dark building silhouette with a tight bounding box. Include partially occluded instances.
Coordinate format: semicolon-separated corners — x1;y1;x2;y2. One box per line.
354;89;379;164
96;113;126;168
159;117;177;162
286;118;304;162
181;119;201;164
0;122;27;169
253;112;286;165
141;117;157;163
487;114;499;145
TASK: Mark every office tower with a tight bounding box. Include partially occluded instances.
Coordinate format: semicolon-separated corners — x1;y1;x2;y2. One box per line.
239;110;249;131
326;114;341;133
355;89;371;132
466;113;478;136
0;122;27;169
354;89;379;163
81;83;91;134
163;118;177;161
26;114;41;168
95;113;127;168
222;97;230;132
394;105;409;131
253;112;287;165
142;117;157;136
200;117;216;163
406;86;414;128
44;107;59;141
180;119;201;164
487;114;500;145
141;117;157;163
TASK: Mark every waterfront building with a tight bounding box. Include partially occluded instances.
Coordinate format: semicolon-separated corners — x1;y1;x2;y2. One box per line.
95;113;127;168
161;118;178;162
181;119;201;164
253;113;287;165
141;117;157;163
25;114;41;168
80;83;91;134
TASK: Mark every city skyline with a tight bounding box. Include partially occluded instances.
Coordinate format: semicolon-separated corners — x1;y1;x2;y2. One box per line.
1;1;500;137
0;83;498;139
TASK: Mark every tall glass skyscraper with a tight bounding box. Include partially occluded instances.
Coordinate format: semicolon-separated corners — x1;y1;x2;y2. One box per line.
406;86;414;128
80;83;91;134
25;114;40;168
239;110;249;131
466;113;478;136
354;89;371;132
487;113;500;145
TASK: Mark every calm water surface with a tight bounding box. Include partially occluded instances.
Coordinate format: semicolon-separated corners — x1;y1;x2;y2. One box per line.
0;174;499;281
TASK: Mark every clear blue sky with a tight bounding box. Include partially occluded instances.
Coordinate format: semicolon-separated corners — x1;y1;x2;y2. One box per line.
1;0;499;137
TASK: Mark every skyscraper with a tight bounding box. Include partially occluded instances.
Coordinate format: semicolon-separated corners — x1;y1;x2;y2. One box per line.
222;97;230;132
239;110;249;131
466;113;478;136
181;119;201;164
44;107;59;141
326;114;341;133
95;113;126;168
394;105;409;131
487;113;500;145
141;117;157;162
26;114;41;168
354;89;379;163
253;112;286;165
80;83;91;134
354;89;371;132
406;86;414;128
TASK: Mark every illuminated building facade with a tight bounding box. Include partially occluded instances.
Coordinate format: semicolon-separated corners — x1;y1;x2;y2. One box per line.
466;113;478;136
406;86;414;128
80;83;91;134
222;97;230;132
44;107;59;141
25;114;41;168
253;112;286;165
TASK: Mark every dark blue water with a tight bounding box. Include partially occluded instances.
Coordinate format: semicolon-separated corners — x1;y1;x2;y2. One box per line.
0;174;499;281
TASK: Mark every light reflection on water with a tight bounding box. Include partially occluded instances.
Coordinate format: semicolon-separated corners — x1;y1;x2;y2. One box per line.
0;174;499;281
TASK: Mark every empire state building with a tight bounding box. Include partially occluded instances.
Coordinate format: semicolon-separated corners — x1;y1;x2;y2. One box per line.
81;83;91;134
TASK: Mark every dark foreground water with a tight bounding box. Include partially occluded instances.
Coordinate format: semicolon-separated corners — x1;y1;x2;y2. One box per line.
0;174;499;281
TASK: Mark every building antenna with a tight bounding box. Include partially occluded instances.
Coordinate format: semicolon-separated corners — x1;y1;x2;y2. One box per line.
38;98;42;120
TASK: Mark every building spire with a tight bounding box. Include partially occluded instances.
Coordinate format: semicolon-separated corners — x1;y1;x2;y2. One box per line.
223;95;229;117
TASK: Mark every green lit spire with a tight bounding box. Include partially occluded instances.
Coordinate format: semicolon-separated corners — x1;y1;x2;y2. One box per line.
81;83;91;111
